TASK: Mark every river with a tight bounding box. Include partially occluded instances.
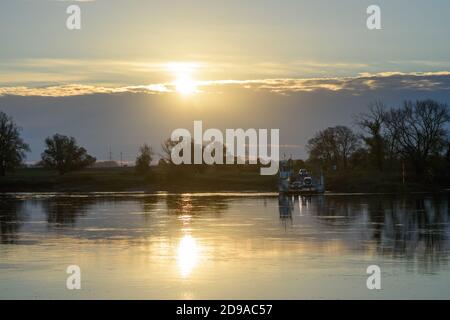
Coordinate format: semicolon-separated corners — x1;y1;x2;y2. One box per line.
0;192;449;299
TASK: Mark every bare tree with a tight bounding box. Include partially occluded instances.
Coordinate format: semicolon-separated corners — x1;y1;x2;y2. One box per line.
160;137;220;165
355;101;387;170
306;126;360;170
384;100;450;174
0;111;30;176
335;126;361;169
307;128;337;168
446;139;450;162
160;138;179;164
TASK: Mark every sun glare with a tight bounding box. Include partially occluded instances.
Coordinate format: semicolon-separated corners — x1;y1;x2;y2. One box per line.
174;77;197;95
167;62;198;95
177;235;200;278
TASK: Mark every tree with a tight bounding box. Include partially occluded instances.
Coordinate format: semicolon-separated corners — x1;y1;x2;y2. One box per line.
135;144;153;174
355;101;387;170
446;139;450;162
335;126;361;169
0;111;30;176
160;137;215;165
384;100;450;174
160;138;179;164
41;134;96;175
306;126;360;170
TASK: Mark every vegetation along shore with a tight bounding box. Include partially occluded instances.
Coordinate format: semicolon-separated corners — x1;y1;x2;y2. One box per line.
1;99;449;193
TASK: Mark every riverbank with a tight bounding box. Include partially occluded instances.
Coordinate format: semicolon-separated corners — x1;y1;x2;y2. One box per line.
0;167;277;193
0;167;448;193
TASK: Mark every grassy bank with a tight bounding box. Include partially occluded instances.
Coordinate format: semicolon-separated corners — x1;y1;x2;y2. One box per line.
323;169;447;193
0;166;447;193
0;166;278;192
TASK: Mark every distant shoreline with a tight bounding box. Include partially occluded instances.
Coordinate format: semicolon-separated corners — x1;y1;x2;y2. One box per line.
0;167;448;194
1;191;449;198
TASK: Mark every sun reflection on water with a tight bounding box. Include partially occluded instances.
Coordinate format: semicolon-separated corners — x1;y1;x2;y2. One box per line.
177;234;200;278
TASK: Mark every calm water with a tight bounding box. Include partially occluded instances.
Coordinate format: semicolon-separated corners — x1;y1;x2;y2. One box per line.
0;192;449;299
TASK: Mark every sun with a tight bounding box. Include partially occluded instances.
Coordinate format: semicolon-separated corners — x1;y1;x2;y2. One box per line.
167;62;198;95
174;77;197;95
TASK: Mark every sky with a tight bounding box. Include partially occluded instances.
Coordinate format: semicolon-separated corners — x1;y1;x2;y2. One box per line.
1;0;450;162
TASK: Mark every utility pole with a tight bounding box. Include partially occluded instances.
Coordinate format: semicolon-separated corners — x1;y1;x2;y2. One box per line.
120;152;123;167
108;146;112;162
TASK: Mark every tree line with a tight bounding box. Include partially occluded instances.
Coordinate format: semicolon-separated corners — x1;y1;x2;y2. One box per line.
306;99;450;185
1;99;449;185
0;110;151;176
0;112;97;176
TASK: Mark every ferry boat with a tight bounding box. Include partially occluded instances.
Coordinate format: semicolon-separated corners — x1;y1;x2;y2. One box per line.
278;160;325;195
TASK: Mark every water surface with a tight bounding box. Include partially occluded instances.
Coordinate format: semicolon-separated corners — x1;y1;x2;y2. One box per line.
0;192;449;299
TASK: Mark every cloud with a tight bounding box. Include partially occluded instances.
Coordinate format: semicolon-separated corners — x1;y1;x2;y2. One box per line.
0;57;416;87
200;72;450;94
0;84;170;97
1;71;450;97
0;59;178;86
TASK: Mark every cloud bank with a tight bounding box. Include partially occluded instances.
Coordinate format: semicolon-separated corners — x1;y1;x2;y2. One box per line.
1;72;450;97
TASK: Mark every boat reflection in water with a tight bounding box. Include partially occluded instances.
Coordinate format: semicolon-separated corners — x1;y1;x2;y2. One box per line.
278;195;293;227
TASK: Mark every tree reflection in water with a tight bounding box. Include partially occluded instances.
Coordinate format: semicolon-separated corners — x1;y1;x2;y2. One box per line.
0;196;27;244
43;196;95;227
1;192;448;275
280;194;450;272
